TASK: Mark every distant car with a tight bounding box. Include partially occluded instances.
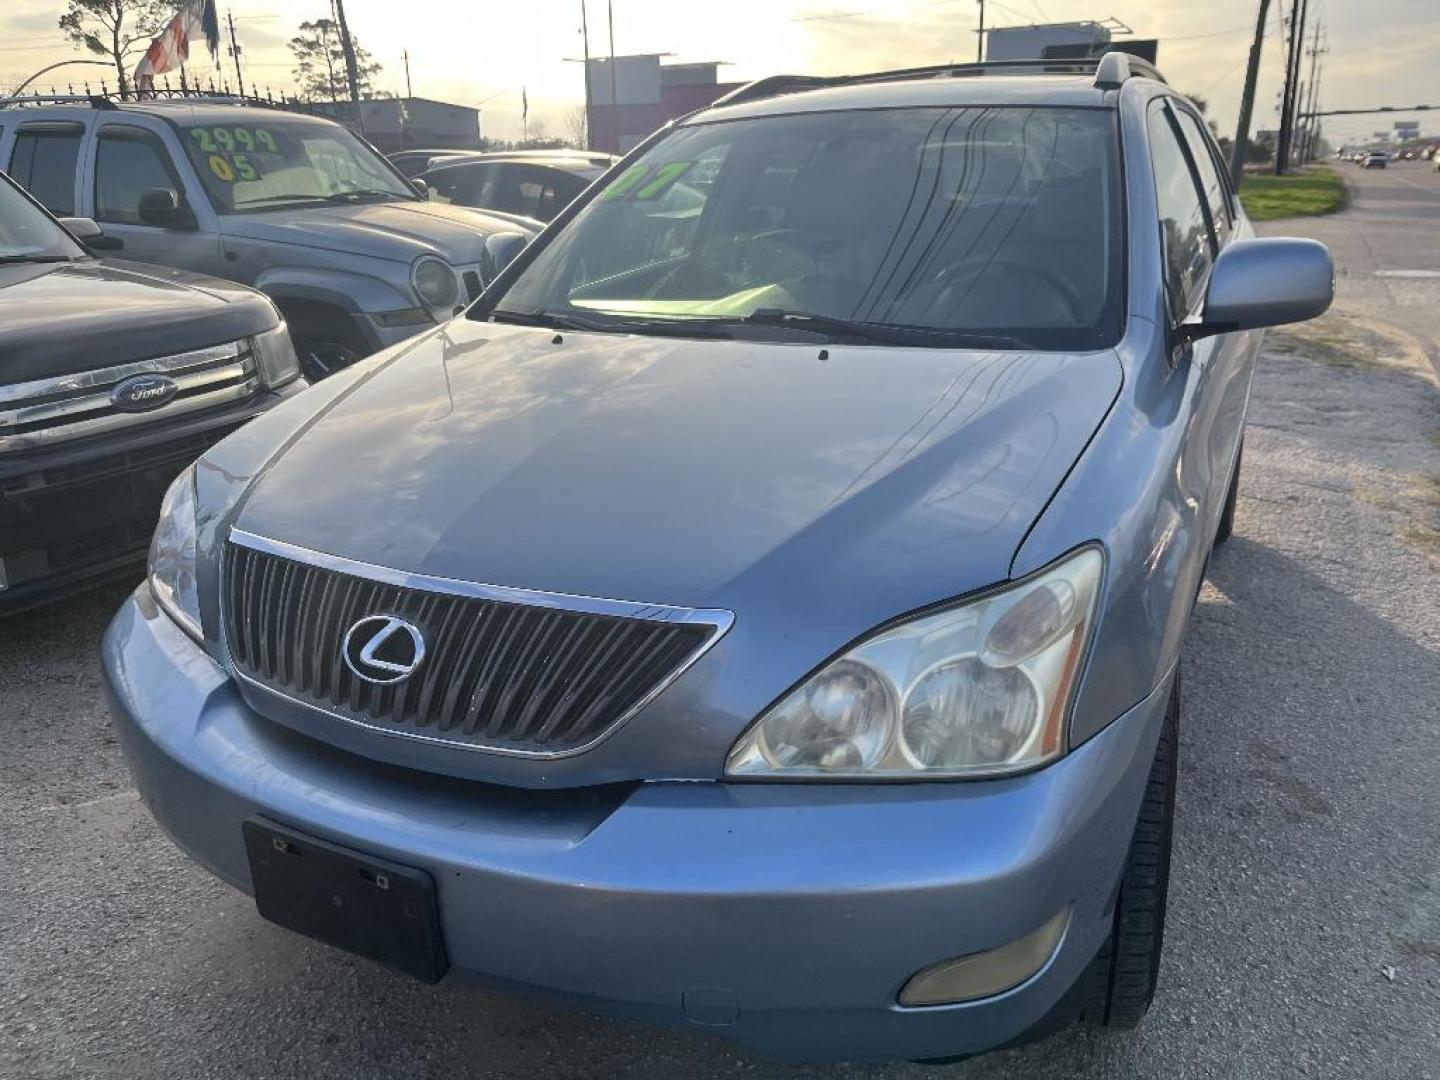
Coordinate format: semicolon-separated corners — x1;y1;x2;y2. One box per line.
0;170;302;612
0;98;539;380
417;151;620;225
1363;151;1388;168
386;148;475;178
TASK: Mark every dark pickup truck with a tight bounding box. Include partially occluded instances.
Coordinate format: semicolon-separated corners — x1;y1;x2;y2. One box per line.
0;171;303;612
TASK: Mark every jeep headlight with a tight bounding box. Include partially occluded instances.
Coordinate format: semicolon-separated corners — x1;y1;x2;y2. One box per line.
411;256;460;318
726;547;1103;779
148;465;201;640
252;322;301;388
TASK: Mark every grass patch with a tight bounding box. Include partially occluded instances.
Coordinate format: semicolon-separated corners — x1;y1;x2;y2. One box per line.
1239;168;1347;221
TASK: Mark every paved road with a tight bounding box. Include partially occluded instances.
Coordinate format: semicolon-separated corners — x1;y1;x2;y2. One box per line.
1260;160;1440;380
4;194;1439;1078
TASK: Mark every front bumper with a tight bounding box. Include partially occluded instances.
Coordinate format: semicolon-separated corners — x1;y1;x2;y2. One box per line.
0;386;304;615
102;589;1171;1063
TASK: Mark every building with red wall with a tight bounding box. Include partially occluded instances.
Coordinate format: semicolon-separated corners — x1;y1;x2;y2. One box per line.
586;56;742;154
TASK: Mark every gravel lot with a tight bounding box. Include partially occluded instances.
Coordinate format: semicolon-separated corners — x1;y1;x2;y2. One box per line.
3;209;1439;1077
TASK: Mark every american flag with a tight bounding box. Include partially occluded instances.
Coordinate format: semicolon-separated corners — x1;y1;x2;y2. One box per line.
134;0;221;95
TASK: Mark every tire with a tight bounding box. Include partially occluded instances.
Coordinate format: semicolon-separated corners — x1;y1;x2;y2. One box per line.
287;311;369;382
1215;438;1242;545
1076;673;1179;1029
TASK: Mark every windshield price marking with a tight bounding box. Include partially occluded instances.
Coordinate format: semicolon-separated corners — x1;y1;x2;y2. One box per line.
189;126;279;155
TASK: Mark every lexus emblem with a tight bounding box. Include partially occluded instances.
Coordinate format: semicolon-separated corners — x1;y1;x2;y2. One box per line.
341;615;426;684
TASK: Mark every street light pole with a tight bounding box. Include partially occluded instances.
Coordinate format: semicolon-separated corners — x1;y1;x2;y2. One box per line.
607;0;617;129
8;59;112;97
976;0;985;62
580;0;594;150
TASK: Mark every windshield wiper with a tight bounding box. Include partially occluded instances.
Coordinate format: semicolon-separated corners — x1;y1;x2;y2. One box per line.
742;308;1032;350
321;189;409;203
489;307;735;339
0;254;77;264
239;193;332;206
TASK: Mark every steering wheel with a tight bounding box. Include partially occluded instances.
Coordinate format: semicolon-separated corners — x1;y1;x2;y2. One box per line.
920;254;1088;324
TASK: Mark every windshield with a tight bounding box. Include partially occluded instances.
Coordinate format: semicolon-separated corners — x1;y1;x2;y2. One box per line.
176;118;415;213
0;176;83;261
487;106;1123;350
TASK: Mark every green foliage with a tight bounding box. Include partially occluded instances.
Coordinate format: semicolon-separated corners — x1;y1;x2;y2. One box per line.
58;0;171;96
288;19;383;102
1239;168;1347;221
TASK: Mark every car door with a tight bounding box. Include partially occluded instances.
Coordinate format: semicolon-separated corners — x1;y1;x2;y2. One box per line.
1170;103;1255;535
7;121;85;217
90;121;222;275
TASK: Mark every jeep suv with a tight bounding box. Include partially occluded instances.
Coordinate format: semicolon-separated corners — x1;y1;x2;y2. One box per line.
102;56;1333;1063
0;171;301;612
0;96;539;380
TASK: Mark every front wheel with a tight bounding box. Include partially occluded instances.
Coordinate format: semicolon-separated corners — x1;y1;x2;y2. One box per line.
1076;673;1179;1028
286;310;370;382
297;339;365;382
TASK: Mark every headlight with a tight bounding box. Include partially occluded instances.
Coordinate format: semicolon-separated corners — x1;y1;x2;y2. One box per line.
252;322;301;388
411;256;459;317
148;465;201;640
726;547;1104;779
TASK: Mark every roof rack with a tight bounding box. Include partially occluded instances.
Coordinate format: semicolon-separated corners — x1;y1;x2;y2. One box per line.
1092;50;1166;89
712;52;1165;108
0;93;116;110
0;87;289;112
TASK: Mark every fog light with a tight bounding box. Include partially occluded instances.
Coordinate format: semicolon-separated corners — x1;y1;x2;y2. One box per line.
898;908;1069;1006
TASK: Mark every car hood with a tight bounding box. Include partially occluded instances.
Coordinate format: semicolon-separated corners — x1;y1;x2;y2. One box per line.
220;200;539;264
235;320;1122;626
0;259;278;383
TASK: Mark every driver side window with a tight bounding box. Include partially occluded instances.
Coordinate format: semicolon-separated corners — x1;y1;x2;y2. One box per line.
1147;102;1216;319
95;127;182;225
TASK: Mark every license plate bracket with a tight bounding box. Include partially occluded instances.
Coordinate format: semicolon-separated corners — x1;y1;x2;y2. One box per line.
243;818;448;983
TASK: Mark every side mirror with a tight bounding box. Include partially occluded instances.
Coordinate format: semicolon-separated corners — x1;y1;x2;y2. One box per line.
137;188;197;230
484;231;529;278
1183;238;1333;343
58;216;124;252
411;178;430;199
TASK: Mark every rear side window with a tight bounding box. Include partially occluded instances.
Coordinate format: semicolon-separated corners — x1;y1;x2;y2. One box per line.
9;126;83;216
1173;109;1232;244
95;127;182;225
1147;104;1214;317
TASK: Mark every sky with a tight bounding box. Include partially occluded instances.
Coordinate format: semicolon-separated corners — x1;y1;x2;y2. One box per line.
2;0;1438;147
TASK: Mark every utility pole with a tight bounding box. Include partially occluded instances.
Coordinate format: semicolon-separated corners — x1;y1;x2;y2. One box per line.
332;0;361;104
226;11;244;99
607;0;617;127
1275;0;1308;173
976;0;985;62
580;0;594;150
1230;0;1272;188
1304;50;1326;159
1298;20;1323;161
403;49;412;98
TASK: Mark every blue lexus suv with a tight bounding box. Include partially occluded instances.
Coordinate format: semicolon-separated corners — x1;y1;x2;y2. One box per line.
102;54;1333;1063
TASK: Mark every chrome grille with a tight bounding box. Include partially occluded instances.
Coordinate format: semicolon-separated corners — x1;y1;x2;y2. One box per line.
0;341;258;452
223;533;730;757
